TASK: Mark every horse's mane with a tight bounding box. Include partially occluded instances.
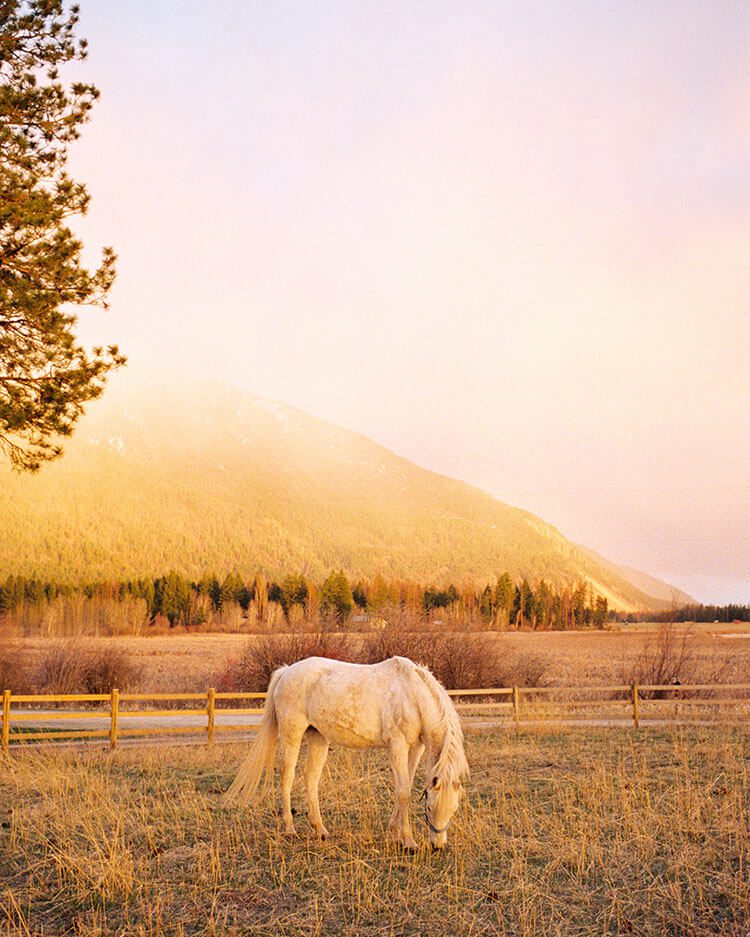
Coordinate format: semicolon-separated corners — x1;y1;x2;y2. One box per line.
412;662;470;782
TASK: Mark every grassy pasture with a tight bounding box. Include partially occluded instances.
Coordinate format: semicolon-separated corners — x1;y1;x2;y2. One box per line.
1;728;749;936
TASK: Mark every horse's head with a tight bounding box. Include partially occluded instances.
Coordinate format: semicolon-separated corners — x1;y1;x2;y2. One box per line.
423;771;465;849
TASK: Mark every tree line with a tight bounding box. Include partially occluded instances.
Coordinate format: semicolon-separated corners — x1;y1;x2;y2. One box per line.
612;604;750;625
0;570;611;632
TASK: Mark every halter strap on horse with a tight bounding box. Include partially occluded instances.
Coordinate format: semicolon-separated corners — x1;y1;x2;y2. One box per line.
419;786;451;835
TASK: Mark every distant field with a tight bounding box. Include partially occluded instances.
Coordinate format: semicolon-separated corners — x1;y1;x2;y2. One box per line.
614;620;750;635
1;728;748;936
5;623;749;691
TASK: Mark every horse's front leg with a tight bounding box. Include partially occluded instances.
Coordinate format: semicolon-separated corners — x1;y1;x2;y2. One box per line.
278;727;305;836
304;729;330;839
388;741;424;841
388;737;418;851
408;741;425;788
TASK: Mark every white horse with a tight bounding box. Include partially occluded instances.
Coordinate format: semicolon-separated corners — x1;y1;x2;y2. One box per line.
225;656;469;849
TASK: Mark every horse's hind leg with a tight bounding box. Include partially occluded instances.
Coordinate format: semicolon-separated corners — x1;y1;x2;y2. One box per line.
278;725;305;836
304;729;330;839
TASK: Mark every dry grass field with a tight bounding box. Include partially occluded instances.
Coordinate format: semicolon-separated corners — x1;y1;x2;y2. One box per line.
1;727;749;936
4;623;749;692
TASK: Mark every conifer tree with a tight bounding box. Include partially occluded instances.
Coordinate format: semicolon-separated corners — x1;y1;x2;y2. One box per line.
351;579;368;610
0;1;123;471
320;570;354;625
253;571;268;622
592;595;608;629
494;573;514;628
535;579;553;630
479;584;494;621
220;572;241;608
156;571;190;626
280;573;308;617
136;578;155;617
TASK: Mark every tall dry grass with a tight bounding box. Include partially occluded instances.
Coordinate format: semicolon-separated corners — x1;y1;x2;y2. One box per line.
1;729;748;936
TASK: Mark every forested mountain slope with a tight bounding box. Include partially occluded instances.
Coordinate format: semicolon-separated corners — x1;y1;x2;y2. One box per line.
0;379;688;610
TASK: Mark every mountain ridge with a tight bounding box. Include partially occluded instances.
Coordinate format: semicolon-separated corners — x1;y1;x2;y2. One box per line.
0;377;691;611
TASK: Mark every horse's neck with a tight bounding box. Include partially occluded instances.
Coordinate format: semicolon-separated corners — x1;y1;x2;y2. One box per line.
424;725;447;772
412;665;465;781
418;683;450;766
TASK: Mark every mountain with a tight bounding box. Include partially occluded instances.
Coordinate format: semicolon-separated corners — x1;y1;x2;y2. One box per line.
0;377;687;610
577;546;695;607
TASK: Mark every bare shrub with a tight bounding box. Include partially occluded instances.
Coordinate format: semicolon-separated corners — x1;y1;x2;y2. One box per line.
624;623;732;696
364;627;434;664
362;630;549;689
0;647;32;693
442;642;547;689
500;650;551;688
79;645;142;693
332;630;542;689
36;641;141;694
215;630;550;695
0;654;12;692
423;635;502;690
36;641;86;694
214;634;361;694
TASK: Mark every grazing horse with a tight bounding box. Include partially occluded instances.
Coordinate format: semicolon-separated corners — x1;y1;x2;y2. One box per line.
225;656;469;849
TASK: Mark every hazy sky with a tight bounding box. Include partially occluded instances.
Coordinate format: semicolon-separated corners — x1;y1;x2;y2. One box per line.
68;1;749;603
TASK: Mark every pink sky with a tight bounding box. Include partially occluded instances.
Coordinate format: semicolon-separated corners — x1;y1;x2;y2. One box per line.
68;2;749;602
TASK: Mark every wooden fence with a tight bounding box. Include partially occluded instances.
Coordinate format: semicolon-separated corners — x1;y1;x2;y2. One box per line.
2;683;749;752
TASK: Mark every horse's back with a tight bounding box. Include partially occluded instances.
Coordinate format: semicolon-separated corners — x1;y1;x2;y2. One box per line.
274;656;415;693
271;656;423;749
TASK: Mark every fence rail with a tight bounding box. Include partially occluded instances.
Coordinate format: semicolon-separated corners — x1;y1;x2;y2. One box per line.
2;683;749;751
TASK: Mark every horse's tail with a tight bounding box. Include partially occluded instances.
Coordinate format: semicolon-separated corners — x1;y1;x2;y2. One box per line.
224;665;287;804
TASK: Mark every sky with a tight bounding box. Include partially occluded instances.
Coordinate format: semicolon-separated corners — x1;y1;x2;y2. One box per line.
67;1;749;604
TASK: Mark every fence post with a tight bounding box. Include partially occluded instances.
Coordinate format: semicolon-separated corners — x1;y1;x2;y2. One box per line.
512;686;520;730
207;687;216;745
110;688;119;750
632;682;640;729
2;690;10;753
